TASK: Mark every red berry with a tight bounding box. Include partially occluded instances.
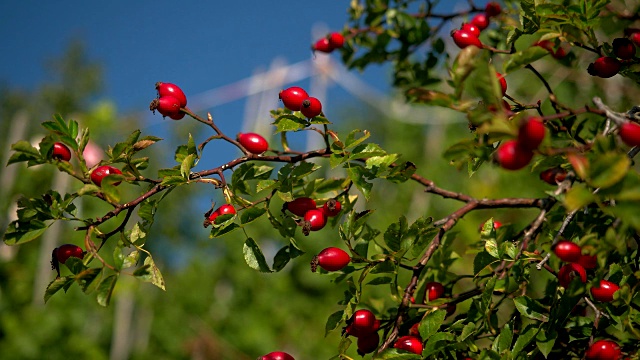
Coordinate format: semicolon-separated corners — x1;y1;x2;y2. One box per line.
328;32;345;49
619;122;640;147
393;335;423;355
553;240;582;263
91;165;123;187
485;2;502;17
313;247;350;272
517;116;545;150
588;57;621;78
461;23;481;38
168;112;185;121
585;340;621;360
539;167;567;185
578;254;598;270
424;282;445;302
208;204;236;224
481;219;502;230
156;82;187;108
321;199;342;217
612;38;635;60
496;72;507;96
356;332;379;355
535;40;568;59
302;209;326;235
631;32;640;47
51;142;72;161
496;140;533;170
558;263;587;288
150;96;181;118
470;13;490;30
346;309;377;337
279;86;309;111
300;97;323;118
284;197;317;217
237;132;269;154
259;351;295;360
452;29;482;49
445;300;456;317
54;244;84;264
409;323;420;337
312;38;333;53
590;280;620;302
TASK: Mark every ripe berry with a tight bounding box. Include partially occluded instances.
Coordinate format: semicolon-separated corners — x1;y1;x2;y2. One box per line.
584;340;621;360
495;140;534;170
346;309;377;337
156;82;187;108
321;199;342;217
553;240;582;263
452;29;482;49
356;332;380;355
588;57;621;78
631;32;640;47
470;13;490;30
590;280;620;302
312;38;333;53
208;204;236;224
51;142;72;161
461;23;481;38
312;247;351;272
445;300;457;317
393;335;423;355
612;38;635;60
259;351;295;360
237;132;269;154
150;96;181;118
535;40;568;59
409;323;420;337
279;86;309;111
300;97;323;118
496;72;507;96
168;112;185;121
558;263;587;288
51;244;84;277
328;32;345;49
424;282;445;302
485;2;502;17
481;219;502;230
619;122;640;147
518;116;545;150
578;254;598;270
284;197;317;217
91;165;123;187
539;167;567;185
302;209;326;235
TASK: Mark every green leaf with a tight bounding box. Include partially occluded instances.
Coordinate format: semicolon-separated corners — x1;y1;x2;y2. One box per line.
75;268;102;293
161;176;187;186
474;250;499;275
11;140;40;156
96;274;118;307
373;349;421;359
3;224;48;245
325;310;344;336
513;296;549;322
535;329;557;358
503;46;549;73
418;310;447;341
564;183;595;212
180;153;196;178
422;331;455;358
345;129;371;149
366;276;392;285
492;323;513;354
77;184;100;196
133;255;166;290
240;206;267;225
256;179;277;193
273;114;308;132
512;324;538;358
485;239;499;258
122;250;140;269
347;166;373;200
588;152;630;188
458;322;476;342
44;276;74;303
243;238;273;273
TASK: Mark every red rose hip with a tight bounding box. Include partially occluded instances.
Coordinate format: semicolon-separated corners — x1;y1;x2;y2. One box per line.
259;351;295;360
588;57;621;78
346;309;377;337
284;197;317;217
312;247;350;272
312;38;333;53
51;244;84;277
612;37;635;60
393;335;423;355
156;82;187;108
51;142;72;161
91;165;123;187
208;204;236;224
150;96;181;118
321;199;341;217
357;332;379;355
302;209;326;235
485;2;502;17
237;132;269;154
619;122;640;147
470;13;489;30
328;32;345;49
452;29;482;49
584;340;621;360
300;97;322;118
558;263;587;288
496;72;507;96
590;280;620;302
517;116;545;150
553;240;582;263
279;86;309;111
424;281;445;301
496;140;533;170
461;23;480;38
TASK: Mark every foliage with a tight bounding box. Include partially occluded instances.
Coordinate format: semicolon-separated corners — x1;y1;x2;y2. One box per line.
5;0;640;359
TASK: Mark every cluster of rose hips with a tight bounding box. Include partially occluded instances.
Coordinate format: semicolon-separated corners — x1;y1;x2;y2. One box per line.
282;197;341;236
451;1;501;49
50;243;84;277
279;86;323;119
311;32;345;54
149;82;188;120
495;116;545;170
588;33;638;78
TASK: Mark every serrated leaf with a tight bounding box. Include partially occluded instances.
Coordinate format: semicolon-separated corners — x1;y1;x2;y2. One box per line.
161;176;187;186
503;46;549;73
325;310;344;336
345;129;370;149
485;239;499;258
422;331;455;358
588;152;630;188
513;296;549;322
347;166;372;200
96;274;118;307
134;255;165;290
419;310;447;341
458;322;476;342
77;184;100;196
243;238;272;273
75;267;102;293
512;324;538;358
11;140;40;156
474;250;498;275
373;348;422;359
240;206;267;225
181;153;196;178
492;323;512;354
44;276;74;303
273;115;308;132
122;250;140;269
564;183;595;212
256;179;277;192
367;276;392;285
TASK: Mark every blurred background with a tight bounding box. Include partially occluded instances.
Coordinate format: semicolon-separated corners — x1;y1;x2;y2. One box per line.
1;1;639;359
